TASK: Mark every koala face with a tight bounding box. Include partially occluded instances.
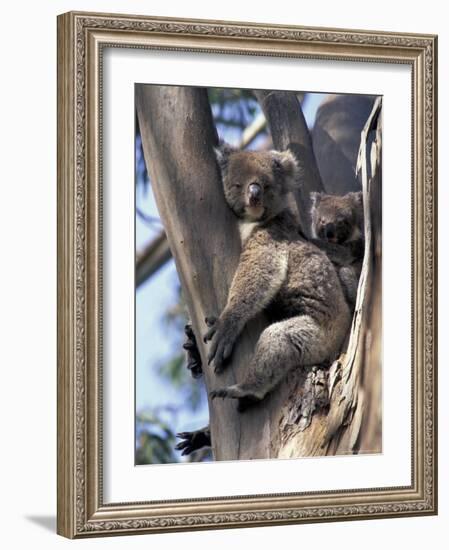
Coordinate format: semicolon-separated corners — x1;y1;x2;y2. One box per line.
215;144;298;222
310;191;363;244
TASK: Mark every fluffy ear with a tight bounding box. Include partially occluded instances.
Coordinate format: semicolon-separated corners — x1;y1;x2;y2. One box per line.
348;190;363;207
214;142;237;173
310;191;323;209
271;149;299;181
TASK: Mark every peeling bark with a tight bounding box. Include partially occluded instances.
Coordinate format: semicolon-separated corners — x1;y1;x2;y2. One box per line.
277;97;383;458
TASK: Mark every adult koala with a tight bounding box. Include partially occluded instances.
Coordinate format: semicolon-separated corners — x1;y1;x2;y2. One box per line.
204;144;351;411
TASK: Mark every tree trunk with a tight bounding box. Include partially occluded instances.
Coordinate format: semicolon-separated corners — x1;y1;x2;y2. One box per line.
321;97;382;455
136;86;382;461
136;85;266;460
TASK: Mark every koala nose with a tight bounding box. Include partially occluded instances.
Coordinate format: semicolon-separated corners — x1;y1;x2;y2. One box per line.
248;183;262;201
324;222;336;239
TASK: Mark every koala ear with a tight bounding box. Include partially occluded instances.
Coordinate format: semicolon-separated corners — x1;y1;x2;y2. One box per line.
310;191;323;208
271;149;299;181
349;190;363;206
214;142;237;173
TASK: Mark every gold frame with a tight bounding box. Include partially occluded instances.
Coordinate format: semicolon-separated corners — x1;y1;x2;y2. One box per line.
57;11;438;538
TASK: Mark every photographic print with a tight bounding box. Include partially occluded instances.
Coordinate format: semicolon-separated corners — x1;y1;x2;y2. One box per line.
135;86;382;465
57;12;436;537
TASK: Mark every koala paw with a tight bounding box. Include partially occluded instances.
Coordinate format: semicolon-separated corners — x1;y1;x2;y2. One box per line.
203;316;218;342
210;384;262;412
175;427;211;456
203;316;237;373
183;324;202;378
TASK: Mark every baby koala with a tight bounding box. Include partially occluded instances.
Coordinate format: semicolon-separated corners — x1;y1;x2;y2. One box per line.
310;191;365;308
204;143;351;410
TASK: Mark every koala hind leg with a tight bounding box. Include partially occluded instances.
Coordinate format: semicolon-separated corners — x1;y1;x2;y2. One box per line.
210;315;333;407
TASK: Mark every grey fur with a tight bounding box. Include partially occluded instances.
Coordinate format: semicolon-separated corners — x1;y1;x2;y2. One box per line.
310;191;365;307
205;145;351;408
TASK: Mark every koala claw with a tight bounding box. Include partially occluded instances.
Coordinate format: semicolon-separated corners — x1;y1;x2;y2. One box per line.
217;344;234;370
204;316;237;371
203;316;217;343
210;387;229;400
210;385;262;412
175;428;211;456
183;324;202;378
203;326;217;344
207;337;234;372
210;384;254;400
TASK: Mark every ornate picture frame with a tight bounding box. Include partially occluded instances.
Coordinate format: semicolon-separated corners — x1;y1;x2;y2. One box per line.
57;11;437;538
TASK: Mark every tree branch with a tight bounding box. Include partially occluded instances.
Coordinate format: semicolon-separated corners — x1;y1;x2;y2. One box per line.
239;113;266;149
254;90;324;236
136;230;172;287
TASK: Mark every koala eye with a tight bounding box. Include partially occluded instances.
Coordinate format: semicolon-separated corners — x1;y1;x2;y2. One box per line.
233;182;243;189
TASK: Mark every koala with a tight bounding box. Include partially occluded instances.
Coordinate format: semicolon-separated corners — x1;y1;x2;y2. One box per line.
204;144;351;410
310;191;365;308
